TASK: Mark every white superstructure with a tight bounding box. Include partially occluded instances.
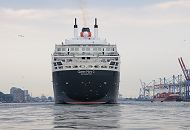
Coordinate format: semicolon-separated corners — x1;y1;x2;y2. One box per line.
52;18;120;73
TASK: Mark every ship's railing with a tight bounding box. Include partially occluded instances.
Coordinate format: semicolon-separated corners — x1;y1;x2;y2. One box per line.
53;52;119;57
64;38;107;45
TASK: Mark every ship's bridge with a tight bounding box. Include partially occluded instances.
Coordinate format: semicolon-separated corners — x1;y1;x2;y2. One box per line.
65;38;107;45
54;43;119;57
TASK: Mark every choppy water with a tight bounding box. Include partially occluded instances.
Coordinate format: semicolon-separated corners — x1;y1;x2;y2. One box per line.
0;101;190;130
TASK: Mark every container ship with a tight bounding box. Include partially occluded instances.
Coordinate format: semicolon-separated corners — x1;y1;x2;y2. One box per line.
52;18;120;104
153;92;181;102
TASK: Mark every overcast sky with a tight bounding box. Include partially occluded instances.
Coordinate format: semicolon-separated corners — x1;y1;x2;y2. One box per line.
0;0;190;97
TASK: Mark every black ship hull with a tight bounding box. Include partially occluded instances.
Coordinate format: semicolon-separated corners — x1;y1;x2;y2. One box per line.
52;70;120;104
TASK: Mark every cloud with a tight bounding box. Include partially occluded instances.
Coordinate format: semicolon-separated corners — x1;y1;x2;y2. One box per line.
154;0;190;10
0;8;47;19
0;8;81;21
1;0;190;28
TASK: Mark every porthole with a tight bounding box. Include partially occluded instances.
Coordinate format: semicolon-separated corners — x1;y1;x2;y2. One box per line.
67;59;72;62
101;66;107;68
57;62;62;65
94;65;99;68
101;59;106;62
73;65;78;68
80;65;85;68
110;62;115;65
88;65;93;68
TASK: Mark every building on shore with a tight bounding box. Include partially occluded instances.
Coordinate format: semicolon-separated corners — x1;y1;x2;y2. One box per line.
1;87;54;103
10;87;25;103
0;92;13;103
24;90;31;102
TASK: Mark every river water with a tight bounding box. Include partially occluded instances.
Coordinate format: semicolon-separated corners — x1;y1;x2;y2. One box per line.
0;101;190;130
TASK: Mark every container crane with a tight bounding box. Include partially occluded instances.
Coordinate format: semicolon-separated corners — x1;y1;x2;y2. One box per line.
178;57;190;100
178;57;190;81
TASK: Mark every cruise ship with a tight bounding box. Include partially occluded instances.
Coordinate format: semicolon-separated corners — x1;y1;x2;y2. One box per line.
52;18;120;104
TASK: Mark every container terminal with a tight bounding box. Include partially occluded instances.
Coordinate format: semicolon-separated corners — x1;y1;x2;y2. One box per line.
138;57;190;102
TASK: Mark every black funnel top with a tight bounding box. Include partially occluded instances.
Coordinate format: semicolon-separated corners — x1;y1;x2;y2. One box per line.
74;18;77;28
94;18;98;28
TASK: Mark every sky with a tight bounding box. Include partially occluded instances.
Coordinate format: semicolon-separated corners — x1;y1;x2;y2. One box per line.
0;0;190;97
